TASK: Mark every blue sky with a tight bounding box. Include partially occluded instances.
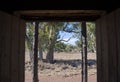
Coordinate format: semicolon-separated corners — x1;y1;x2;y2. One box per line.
58;31;79;46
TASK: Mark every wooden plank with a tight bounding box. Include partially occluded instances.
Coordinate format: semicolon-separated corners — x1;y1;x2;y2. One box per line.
115;9;120;82
81;21;87;82
0;11;2;81
15;10;106;16
17;18;21;82
0;12;11;82
32;21;39;82
107;11;117;82
19;20;26;82
15;10;105;21
100;16;109;82
11;16;19;82
0;11;26;82
96;19;102;82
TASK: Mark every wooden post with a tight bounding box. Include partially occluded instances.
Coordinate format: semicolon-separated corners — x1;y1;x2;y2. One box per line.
81;21;87;82
32;21;39;82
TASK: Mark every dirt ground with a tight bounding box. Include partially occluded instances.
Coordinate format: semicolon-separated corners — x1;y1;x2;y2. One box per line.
25;72;96;82
25;52;97;82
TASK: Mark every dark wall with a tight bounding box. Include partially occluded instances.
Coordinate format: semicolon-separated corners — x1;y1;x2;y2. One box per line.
96;9;120;82
0;11;25;82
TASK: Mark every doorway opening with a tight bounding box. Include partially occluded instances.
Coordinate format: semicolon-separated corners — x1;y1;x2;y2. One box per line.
24;22;97;82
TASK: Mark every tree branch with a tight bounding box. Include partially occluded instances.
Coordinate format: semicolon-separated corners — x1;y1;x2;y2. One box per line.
57;37;72;43
63;29;79;33
63;22;80;33
60;33;66;40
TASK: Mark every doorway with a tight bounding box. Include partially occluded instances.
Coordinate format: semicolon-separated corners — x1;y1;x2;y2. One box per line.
24;22;97;82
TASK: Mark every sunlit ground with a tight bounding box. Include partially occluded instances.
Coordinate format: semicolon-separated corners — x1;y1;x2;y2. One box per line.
25;51;96;82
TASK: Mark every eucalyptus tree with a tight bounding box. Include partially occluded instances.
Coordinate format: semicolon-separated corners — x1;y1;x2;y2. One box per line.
41;22;79;63
44;22;64;63
26;22;35;62
38;22;49;60
26;22;82;63
87;22;96;53
74;22;96;53
26;22;49;61
55;42;67;52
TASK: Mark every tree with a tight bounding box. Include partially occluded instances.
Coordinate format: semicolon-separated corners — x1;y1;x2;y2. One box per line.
75;40;82;52
38;23;49;60
55;42;66;52
65;44;74;52
74;22;96;53
87;22;96;53
26;22;82;63
26;22;35;62
25;22;49;61
45;22;64;63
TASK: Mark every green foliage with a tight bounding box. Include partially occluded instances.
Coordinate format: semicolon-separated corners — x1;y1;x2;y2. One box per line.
55;42;76;53
75;40;82;51
65;44;74;52
87;22;96;52
26;22;84;53
38;23;49;51
74;22;96;53
25;22;34;50
55;42;66;52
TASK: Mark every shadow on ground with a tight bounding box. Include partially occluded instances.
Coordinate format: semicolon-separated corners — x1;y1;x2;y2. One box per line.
45;59;97;68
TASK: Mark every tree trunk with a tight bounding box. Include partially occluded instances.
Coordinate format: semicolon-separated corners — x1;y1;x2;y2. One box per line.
46;38;55;63
29;50;33;62
38;48;43;60
46;23;57;63
46;47;54;63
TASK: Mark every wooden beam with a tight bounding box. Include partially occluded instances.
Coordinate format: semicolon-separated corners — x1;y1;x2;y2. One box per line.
32;21;39;82
20;15;101;22
116;9;120;82
19;20;25;82
14;10;106;21
15;10;106;16
81;21;87;82
96;19;102;82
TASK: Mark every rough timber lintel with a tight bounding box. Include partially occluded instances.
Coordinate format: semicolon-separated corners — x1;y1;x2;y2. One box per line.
14;10;106;21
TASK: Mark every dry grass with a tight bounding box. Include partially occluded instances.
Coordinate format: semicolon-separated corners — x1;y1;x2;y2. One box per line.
25;51;96;77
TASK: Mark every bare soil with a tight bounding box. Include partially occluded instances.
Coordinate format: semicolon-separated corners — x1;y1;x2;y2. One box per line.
25;52;97;82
